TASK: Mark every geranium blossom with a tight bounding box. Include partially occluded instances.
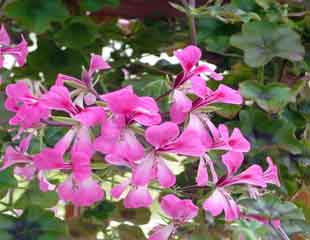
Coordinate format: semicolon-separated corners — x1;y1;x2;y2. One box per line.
0;25;28;68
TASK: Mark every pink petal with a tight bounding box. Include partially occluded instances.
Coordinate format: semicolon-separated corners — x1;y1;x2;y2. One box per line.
263;157;280;187
222;151;244;176
74;106;106;127
160;194;198;221
100;86;139;115
55;73;83;86
41;86;77;114
132;153;154;186
88;54;110;76
54;128;76;155
33;148;65;170
58;176;104;207
0;146;30;171
157;158;176;188
124;186;152;208
133;96;161;126
191;64;223;81
71;126;93;157
0;25;10;46
149;224;174;240
174;45;201;73
165;115;206;156
211;84;243;105
14;165;36;180
169;90;192;124
111;179;130;198
72;152;91;182
220;165;266;188
203;189;225;217
228;128;251;152
196;157;208;186
145;122;179;148
3;36;28;67
190;76;207;98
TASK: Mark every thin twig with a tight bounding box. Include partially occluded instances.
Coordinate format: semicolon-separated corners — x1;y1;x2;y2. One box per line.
181;0;198;45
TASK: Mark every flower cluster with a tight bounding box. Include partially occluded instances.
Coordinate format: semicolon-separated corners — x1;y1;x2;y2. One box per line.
1;32;280;239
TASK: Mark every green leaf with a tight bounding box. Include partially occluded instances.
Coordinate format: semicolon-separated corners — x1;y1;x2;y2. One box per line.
80;0;120;11
54;17;99;49
231;21;305;67
240;195;310;236
15;180;58;209
118;224;147;240
5;0;69;33
240;81;292;113
0;168;17;190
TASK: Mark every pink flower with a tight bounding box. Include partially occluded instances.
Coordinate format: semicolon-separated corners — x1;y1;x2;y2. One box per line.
263;157;280;187
56;54;110;92
132;115;206;188
111;178;153;209
204;118;250;152
173;45;223;90
149;194;198;240
0;25;28;68
40;86;78;115
33;129;75;170
58;176;104;207
160;194;199;222
203;152;266;221
170;84;242;123
0;133;33;171
100;86;161;126
94;115;144;165
5;81;49;128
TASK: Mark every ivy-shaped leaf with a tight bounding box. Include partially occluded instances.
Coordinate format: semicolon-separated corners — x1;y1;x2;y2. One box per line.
240;81;292;113
231;21;305;67
240;195;310;236
5;0;69;33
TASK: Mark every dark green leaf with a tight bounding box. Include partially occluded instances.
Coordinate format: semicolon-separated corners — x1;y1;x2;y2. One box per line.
231;21;305;67
15;180;58;209
5;0;69;33
240;81;291;113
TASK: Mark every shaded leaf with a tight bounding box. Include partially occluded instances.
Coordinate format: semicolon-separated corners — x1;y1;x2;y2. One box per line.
231;21;305;67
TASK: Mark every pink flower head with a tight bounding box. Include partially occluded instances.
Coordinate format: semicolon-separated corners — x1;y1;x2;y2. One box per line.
111;178;153;209
173;45;223;89
204;118;250;152
5;81;49;128
170;84;242;124
149;194;198;240
56;54;110;89
41;85;78;115
94;115;144;165
0;133;32;171
58;175;104;207
0;25;28;68
263;157;280;187
160;194;198;222
145;116;206;156
203;152;266;221
33;128;75;171
100;86;161;126
132;116;206;188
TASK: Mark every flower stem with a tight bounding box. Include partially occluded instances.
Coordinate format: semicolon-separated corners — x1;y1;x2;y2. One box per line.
181;0;197;45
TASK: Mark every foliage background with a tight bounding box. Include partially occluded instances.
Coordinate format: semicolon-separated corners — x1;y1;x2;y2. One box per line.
0;0;309;239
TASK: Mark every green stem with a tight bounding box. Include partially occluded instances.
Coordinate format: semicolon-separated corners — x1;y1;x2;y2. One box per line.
181;0;197;45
